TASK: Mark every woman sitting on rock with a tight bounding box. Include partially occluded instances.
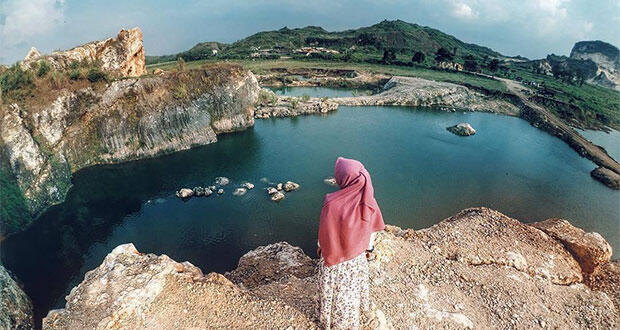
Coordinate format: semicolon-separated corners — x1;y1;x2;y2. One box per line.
317;157;385;329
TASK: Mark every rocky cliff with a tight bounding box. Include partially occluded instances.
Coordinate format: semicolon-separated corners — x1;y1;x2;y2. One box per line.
0;265;33;329
569;40;620;91
42;208;618;329
21;28;146;78
0;65;259;235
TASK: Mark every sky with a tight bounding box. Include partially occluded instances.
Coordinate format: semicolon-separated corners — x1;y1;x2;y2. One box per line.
1;0;619;64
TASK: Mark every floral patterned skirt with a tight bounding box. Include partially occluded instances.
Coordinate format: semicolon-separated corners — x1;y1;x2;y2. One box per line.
318;253;370;330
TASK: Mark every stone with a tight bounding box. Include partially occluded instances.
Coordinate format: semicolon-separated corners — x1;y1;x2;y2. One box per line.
588;261;620;311
193;186;206;197
21;28;146;77
447;123;476;136
267;187;278;195
0;265;34;330
323;177;337;186
215;177;230;186
24;47;41;61
531;218;613;274
217;189;224;195
153;68;165;75
283;181;300;192
176;188;194;199
590;166;620;190
271;191;285;202
242;182;255;190
204;188;213;197
276;183;283;191
233;188;247;196
208;186;216;191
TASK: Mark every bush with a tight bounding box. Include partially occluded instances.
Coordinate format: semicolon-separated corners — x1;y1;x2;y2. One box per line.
171;84;189;100
258;89;277;104
68;69;81;80
412;51;425;64
301;94;310;102
0;64;34;92
86;68;107;82
37;60;51;77
49;70;66;88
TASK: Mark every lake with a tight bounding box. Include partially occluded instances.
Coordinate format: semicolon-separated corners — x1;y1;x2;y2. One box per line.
2;88;619;324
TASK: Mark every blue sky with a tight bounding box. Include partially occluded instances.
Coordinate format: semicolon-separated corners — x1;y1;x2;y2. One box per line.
1;0;619;64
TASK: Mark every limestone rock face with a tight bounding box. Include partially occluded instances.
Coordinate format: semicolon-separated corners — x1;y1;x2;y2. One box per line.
570;40;620;91
254;89;338;119
22;28;146;78
0;66;260;235
334;76;519;115
531;218;613;274
43;208;618;329
0;265;34;330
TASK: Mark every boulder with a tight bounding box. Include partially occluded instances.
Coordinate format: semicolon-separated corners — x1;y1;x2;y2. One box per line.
215;177;230;186
233;188;247;196
242;182;255;190
271;191;285;202
207;185;216;191
217;189;224;195
153;68;165;75
590;166;620;189
267;187;278;195
0;265;34;330
24;47;41;61
193;186;206;197
589;261;620;311
204;188;213;197
283;181;300;192
175;188;193;199
323;177;338;186
447;123;476;136
276;183;283;191
531;218;612;275
225;242;315;288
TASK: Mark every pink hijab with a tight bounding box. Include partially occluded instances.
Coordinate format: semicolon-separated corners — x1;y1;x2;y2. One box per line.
318;157;385;266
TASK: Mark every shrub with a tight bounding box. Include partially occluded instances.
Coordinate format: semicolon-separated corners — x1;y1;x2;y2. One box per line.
68;69;81;80
0;64;34;91
86;68;107;82
301;94;310;102
290;98;299;109
49;70;66;88
37;60;51;77
171;84;189;100
258;89;277;104
412;51;425;64
382;49;396;64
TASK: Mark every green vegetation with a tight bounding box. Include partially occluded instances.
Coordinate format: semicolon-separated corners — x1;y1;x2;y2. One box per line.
146;41;224;65
171;84;189;100
0;165;31;235
86;67;107;82
36;60;51;77
258;89;278;104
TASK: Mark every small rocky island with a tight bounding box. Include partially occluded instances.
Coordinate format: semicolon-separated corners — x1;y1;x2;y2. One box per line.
27;207;617;329
447;123;477;136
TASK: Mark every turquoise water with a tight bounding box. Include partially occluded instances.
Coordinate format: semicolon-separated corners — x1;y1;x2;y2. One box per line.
2;89;619;324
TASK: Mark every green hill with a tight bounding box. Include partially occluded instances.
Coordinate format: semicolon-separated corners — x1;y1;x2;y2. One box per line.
221;20;502;60
146;42;225;65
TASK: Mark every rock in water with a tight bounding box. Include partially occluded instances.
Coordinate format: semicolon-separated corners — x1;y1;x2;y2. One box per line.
215;177;230;186
267;187;278;195
204;188;213;197
590;166;620;190
207;186;216;191
447;123;476;136
323;177;338;186
217;189;224;195
276;183;283;191
176;188;194;199
0;265;34;329
271;191;285;202
233;188;247;196
193;187;206;197
242;182;255;190
283;181;300;192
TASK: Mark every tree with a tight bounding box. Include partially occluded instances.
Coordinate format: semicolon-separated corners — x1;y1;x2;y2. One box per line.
412;51;425;64
434;47;453;64
463;55;478;72
488;59;500;72
382;49;396;64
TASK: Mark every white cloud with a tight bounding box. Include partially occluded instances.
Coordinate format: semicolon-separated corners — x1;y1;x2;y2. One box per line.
0;0;66;52
451;1;479;20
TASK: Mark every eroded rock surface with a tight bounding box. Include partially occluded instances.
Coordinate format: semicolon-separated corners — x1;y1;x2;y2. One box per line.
22;28;146;77
590;166;620;189
334;76;519;115
255;89;337;118
0;265;33;330
43;208;618;329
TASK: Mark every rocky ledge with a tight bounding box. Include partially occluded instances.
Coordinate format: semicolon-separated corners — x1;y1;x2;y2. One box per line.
42;207;618;329
0;265;33;329
334;76;519;115
0;65;259;232
254;89;337;118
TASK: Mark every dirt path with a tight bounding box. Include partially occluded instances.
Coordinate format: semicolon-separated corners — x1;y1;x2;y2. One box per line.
499;78;620;175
